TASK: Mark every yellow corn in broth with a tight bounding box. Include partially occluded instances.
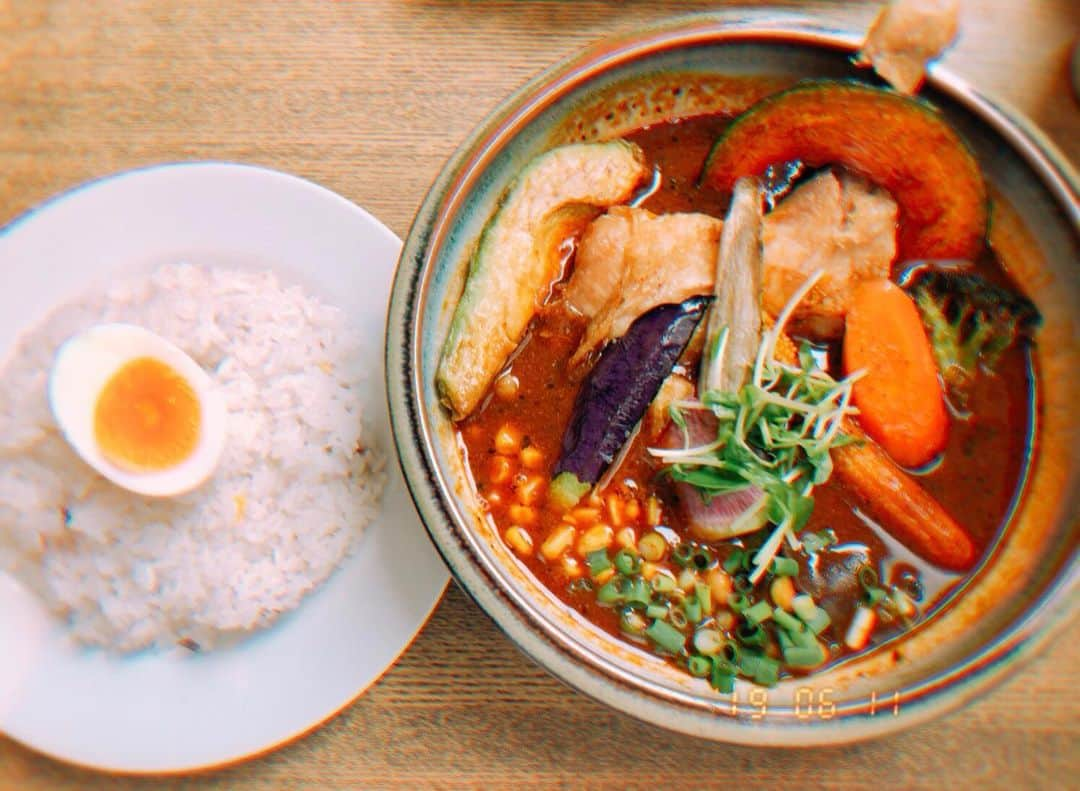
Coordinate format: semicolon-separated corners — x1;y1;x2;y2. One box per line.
93;356;201;471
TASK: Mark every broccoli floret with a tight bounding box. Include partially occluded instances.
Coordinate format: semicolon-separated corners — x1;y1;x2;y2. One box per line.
904;268;1040;411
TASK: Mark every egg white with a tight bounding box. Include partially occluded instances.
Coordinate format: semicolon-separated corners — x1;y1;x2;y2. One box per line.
48;323;227;497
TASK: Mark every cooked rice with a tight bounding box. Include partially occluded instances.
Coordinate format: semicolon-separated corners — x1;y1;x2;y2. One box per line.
0;262;385;652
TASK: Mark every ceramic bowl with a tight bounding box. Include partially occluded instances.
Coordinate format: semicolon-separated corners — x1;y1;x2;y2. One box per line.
387;13;1079;744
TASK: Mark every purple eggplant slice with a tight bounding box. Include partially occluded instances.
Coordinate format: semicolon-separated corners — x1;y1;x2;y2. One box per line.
554;296;710;486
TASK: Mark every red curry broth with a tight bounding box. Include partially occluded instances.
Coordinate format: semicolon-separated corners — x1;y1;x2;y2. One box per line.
457;112;1033;664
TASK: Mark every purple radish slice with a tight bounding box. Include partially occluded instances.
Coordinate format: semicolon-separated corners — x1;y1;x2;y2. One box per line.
661;410;768;541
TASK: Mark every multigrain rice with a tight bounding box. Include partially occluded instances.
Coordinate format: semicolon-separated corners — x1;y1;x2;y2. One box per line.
0;262;385;651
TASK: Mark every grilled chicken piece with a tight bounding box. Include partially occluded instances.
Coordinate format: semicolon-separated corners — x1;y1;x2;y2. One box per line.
567;169;896;362
857;0;961;94
564;206;722;366
762;170;898;339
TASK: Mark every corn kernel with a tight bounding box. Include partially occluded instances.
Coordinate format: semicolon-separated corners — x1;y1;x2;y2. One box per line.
594;567;616;585
504;526;533;556
562;555;584;578
637;531;668;562
714;608;736;631
624;498;641;522
577;524;614;555
516;474;546;506
508;504;538;526
770;575;796;611
519;445;544;470
483;489;505;510
707;568;733;607
488;455;513;485
615;526;637;550
677;567;698;592
645;495;662;527
541;524;576;560
494;424;522;455
494;373;520;401
605;493;624;528
640;561;660;581
569;507;601;526
587;491;603;508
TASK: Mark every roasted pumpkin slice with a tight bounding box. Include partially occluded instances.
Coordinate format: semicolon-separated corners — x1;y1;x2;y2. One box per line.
701;81;987;261
437;141;648;419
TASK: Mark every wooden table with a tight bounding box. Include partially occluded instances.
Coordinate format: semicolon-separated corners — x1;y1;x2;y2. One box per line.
1;1;1077;787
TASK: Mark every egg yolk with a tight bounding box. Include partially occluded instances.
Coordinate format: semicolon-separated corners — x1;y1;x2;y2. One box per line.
93;357;201;471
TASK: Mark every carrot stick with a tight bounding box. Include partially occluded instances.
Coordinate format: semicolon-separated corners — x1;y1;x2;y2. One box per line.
832;421;976;572
767;317;974;570
843;278;948;468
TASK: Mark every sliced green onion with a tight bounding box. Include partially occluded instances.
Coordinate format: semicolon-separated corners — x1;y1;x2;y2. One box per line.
736;621;767;647
619;607;648;636
719;639;740;667
677;567;698;592
727;593;750;613
753;655;781;686
672;542;694;568
646;602;669;620
713;657;738;678
864;586;888;606
792;594;831;634
668;607;689;629
791;594;817;622
651;573;676;594
691;547;715;571
613;548;641;576
783;641;826;669
627;576;652;606
693;628;725;656
800;528;836;554
738;650;763;679
695;582;713;617
858;564;880;591
773;608;803;633
770;556;799;577
687;654;712;678
744;599;774;625
548;471;590;511
776;626;795;652
803;608;831;635
711;667;736;694
683;597;702;625
646;618;686;653
585;549;611;576
723;551;745;574
789;623;819;649
596;577;623;605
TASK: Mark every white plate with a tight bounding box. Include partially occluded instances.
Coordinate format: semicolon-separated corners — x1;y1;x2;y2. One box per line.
0;163;450;772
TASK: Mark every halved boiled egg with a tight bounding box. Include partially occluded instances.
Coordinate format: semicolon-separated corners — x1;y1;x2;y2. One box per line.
48;324;227;497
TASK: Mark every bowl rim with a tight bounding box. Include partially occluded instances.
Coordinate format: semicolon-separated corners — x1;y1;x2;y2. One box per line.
388;11;1079;746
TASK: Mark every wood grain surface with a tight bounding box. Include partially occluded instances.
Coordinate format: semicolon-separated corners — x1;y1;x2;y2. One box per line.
1;1;1077;788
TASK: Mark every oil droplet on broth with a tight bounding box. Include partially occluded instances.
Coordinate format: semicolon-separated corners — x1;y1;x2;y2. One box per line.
93;356;201;471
